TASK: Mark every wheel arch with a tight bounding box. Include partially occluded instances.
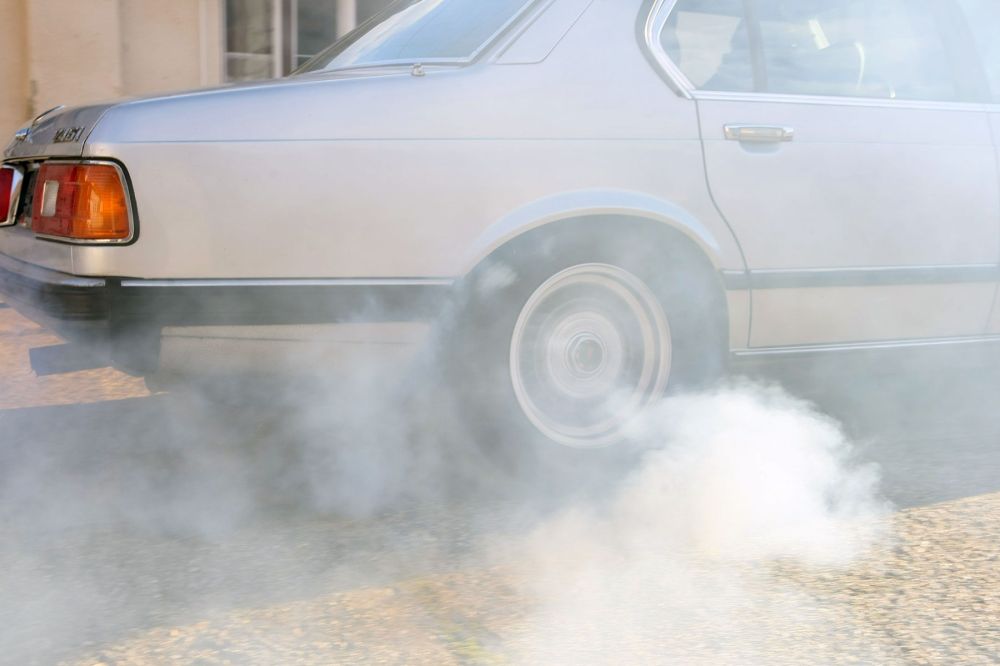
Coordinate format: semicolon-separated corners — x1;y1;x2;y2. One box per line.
460;189;738;276
457;189;745;351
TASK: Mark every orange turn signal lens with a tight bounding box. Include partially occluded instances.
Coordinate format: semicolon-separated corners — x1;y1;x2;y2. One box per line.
31;162;132;242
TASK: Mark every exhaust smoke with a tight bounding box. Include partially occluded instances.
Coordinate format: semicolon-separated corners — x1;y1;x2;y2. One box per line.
6;298;997;664
494;383;890;663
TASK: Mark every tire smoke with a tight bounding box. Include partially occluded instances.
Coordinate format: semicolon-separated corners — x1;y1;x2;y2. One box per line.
496;383;891;663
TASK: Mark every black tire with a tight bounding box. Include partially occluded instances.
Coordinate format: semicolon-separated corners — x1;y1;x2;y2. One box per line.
447;222;727;486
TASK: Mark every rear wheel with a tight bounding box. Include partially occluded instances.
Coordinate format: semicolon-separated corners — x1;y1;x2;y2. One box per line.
450;225;726;476
509;262;672;448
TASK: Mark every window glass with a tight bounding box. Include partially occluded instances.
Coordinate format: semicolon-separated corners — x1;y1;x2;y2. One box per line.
756;0;958;101
661;0;754;92
662;0;962;101
298;0;533;73
296;0;339;69
956;0;1000;100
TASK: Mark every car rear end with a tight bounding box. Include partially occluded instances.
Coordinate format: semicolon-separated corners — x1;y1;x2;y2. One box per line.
1;97;446;379
1;104;153;373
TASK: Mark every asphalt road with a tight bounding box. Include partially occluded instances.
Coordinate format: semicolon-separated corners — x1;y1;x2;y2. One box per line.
1;300;999;665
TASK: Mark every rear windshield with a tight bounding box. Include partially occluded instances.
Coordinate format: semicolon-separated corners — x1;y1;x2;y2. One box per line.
296;0;534;73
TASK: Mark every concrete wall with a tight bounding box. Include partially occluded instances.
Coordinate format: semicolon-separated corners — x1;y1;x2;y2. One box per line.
1;0;224;140
0;0;29;139
26;0;125;117
121;0;224;96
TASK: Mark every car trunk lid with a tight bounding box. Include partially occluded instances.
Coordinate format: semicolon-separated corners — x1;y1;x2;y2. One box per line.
3;102;118;161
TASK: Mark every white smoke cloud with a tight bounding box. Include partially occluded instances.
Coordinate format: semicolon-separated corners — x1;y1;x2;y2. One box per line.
497;383;891;664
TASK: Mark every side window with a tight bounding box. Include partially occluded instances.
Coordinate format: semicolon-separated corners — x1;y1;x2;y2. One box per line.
660;0;966;102
756;0;958;101
660;0;753;93
956;0;1000;101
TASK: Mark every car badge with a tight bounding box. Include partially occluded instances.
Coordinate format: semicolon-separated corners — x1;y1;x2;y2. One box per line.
53;127;85;144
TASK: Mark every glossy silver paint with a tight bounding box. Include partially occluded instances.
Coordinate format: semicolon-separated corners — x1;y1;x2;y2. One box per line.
0;252;105;289
54;2;729;282
646;0;1000;349
1;0;999;359
4;104;114;160
698;96;998;346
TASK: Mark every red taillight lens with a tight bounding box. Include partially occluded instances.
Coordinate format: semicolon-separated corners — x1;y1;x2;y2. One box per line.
0;166;14;224
31;162;131;241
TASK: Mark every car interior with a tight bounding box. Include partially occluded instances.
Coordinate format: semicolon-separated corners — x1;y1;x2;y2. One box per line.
662;0;963;101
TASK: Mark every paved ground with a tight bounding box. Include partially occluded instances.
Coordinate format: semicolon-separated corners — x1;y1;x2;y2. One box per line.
1;299;999;665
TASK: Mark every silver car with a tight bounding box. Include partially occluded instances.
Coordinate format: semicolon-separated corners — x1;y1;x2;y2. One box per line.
2;0;999;451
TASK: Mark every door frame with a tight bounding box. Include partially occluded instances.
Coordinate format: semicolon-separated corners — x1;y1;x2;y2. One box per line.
641;0;1000;351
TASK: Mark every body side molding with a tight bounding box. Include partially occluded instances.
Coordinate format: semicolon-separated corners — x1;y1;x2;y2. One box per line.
733;334;1000;357
722;265;1000;290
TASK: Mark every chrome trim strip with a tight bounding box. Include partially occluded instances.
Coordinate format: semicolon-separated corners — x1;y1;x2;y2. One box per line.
724;124;795;143
31;159;137;246
0;251;106;288
31;106;66;127
1;164;23;227
721;265;1000;290
643;0;694;99
119;278;456;288
734;335;1000;358
693;89;991;113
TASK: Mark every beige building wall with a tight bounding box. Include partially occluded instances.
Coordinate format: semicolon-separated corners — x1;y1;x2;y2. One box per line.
0;0;29;139
1;0;224;140
121;0;224;96
26;0;125;116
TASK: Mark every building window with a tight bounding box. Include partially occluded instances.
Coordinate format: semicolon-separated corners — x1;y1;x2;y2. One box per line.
225;0;394;81
294;0;340;69
225;0;277;81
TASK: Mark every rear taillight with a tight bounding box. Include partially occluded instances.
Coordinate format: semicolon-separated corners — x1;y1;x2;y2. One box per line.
31;162;132;242
1;164;23;226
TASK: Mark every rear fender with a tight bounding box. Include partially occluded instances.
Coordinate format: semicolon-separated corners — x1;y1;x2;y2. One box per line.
461;189;735;275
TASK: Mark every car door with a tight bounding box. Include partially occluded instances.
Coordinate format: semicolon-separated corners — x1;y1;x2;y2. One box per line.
658;0;999;349
956;0;1000;335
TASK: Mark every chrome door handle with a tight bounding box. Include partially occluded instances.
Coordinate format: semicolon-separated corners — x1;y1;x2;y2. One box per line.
724;125;795;143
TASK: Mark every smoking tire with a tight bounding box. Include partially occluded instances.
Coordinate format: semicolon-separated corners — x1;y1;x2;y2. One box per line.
449;225;726;485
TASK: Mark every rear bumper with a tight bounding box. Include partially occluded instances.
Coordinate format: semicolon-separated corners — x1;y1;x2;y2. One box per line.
0;252;108;321
0;252;452;374
0;253;113;355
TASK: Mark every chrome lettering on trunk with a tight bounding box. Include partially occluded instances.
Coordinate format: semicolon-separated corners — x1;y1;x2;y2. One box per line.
53;127;85;144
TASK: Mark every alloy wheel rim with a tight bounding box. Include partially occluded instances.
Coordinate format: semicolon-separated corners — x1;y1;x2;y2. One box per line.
509;263;672;448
